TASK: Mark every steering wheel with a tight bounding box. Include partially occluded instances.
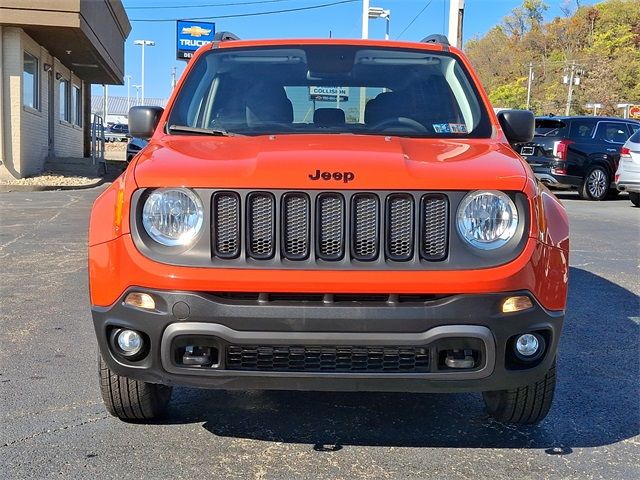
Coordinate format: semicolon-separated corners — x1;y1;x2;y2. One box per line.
371;117;429;133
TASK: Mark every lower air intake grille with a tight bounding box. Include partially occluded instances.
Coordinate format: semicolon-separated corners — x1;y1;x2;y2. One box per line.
226;345;430;372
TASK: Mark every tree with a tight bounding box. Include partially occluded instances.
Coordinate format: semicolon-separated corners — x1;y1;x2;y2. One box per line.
464;0;640;116
489;78;528;109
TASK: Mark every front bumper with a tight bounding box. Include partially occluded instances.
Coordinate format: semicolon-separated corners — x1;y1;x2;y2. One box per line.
93;288;563;393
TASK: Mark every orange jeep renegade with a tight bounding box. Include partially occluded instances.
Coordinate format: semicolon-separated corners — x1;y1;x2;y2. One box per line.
89;33;569;424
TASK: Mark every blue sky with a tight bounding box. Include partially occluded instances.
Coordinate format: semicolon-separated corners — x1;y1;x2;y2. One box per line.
94;0;585;100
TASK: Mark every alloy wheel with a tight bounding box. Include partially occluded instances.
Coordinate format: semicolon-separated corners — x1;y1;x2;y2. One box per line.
587;169;607;199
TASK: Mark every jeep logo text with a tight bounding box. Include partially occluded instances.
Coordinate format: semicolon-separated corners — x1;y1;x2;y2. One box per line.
308;169;355;183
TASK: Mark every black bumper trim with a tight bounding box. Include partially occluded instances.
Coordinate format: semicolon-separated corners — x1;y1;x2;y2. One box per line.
160;323;495;380
92;288;563;393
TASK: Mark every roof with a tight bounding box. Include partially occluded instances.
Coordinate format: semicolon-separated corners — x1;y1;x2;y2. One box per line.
91;96;167;116
536;116;639;122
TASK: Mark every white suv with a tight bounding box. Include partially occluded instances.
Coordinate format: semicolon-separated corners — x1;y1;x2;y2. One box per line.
616;129;640;207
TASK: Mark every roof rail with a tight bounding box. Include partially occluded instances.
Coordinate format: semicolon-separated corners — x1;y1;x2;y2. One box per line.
420;34;450;46
213;31;240;42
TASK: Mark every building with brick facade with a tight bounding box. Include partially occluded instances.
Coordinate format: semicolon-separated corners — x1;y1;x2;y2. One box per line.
0;1;130;179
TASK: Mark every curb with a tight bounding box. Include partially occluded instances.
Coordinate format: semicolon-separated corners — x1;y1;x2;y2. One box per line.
0;177;108;193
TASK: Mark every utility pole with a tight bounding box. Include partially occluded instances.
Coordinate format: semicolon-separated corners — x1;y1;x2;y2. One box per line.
361;0;369;40
564;61;578;116
448;0;465;49
133;85;142;106
359;0;370;122
103;84;108;124
125;75;131;113
170;67;177;90
526;62;534;110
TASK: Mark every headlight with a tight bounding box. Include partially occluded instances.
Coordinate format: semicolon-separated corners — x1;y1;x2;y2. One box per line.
456;190;519;250
142;188;203;246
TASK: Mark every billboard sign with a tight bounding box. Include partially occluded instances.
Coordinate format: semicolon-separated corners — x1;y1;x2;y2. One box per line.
629;104;640;120
309;86;349;102
176;20;215;60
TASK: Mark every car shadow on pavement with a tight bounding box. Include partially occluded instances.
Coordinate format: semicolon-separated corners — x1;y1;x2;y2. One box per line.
161;267;639;450
553;190;632;202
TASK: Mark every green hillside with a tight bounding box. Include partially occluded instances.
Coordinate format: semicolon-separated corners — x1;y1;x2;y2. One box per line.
465;0;640;116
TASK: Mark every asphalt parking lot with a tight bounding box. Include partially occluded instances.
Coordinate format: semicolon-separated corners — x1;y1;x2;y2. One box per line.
0;187;638;479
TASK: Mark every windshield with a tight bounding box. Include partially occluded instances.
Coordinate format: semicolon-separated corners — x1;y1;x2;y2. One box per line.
534;119;566;137
167;45;492;138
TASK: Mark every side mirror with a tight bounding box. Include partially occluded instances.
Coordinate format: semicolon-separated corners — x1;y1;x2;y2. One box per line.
129;106;164;139
496;109;534;144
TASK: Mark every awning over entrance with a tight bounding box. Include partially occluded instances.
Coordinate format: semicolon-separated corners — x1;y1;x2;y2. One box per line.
0;0;131;84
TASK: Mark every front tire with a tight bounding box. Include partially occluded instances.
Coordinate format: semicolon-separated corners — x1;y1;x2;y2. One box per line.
482;361;556;425
579;166;610;200
630;192;640;207
99;355;172;421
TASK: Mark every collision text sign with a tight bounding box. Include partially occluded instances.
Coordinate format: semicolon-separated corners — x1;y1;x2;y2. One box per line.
309;86;349;102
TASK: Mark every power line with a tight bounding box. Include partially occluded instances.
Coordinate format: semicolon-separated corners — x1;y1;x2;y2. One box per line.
395;0;433;40
126;0;290;10
130;0;358;22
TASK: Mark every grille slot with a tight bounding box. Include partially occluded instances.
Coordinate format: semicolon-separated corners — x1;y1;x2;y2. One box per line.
421;195;448;260
386;194;415;261
212;192;240;258
351;194;379;260
316;194;345;260
282;193;310;260
226;345;430;372
247;193;275;259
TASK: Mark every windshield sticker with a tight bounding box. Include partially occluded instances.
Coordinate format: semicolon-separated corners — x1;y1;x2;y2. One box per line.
433;123;468;134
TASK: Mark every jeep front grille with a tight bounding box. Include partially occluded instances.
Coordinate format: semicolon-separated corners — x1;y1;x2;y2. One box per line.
210;190;448;265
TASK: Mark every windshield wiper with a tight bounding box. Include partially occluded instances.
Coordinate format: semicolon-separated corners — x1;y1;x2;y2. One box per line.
168;125;233;136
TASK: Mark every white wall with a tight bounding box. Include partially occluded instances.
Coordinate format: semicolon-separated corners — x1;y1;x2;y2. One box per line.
52;57;83;159
20;32;50;176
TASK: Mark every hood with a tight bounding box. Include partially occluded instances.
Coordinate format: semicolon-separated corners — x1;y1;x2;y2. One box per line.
133;134;529;191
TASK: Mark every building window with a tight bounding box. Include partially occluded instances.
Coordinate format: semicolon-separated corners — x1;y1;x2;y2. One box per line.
72;85;82;126
59;79;70;121
23;52;39;109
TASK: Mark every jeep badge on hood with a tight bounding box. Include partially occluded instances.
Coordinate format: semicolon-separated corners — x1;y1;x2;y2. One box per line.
309;169;355;183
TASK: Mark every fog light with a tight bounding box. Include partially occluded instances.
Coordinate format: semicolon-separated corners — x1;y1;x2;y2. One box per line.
124;292;155;310
116;329;143;356
515;334;540;357
502;295;533;313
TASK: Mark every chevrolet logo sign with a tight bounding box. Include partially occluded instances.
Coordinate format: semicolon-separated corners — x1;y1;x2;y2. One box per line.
181;26;212;37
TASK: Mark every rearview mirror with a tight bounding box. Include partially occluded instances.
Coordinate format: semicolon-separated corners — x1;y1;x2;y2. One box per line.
129;106;164;139
496;110;534;144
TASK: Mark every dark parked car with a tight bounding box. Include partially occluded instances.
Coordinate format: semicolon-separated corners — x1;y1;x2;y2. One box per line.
516;116;640;200
126;137;148;163
105;123;129;143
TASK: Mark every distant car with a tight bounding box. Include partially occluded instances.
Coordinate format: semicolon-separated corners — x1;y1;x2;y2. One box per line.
126;137;148;163
615;129;640;207
105;124;129;143
516;116;640;200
